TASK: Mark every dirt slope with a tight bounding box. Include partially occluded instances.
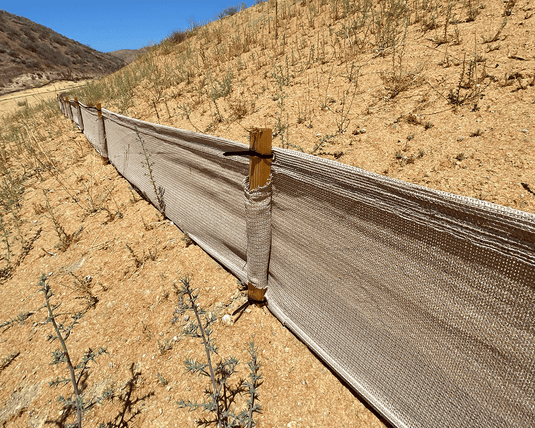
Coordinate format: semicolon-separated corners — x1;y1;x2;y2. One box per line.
75;0;534;214
108;47;151;65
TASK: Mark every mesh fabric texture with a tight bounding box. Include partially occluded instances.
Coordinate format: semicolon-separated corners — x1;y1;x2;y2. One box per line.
79;103;107;158
267;148;535;428
69;100;82;130
100;107;250;283
69;102;535;428
65;100;73;122
244;176;272;290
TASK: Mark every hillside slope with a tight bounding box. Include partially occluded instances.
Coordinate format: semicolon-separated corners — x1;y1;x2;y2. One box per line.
0;10;125;95
76;0;535;215
109;47;151;65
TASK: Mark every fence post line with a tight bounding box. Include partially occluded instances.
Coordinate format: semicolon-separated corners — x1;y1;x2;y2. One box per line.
247;128;272;302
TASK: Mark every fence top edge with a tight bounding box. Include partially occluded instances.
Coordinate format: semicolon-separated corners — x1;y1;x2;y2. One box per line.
272;147;535;226
101;106;249;153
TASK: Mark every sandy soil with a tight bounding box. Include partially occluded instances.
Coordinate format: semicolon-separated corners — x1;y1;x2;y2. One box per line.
0;116;386;427
0;81;90;116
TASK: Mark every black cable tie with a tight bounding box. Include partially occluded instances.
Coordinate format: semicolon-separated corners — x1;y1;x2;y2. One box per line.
223;150;273;159
521;183;535;196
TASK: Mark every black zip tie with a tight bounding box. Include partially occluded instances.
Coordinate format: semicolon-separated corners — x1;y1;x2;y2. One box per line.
521;183;535;196
232;300;250;316
223;150;273;159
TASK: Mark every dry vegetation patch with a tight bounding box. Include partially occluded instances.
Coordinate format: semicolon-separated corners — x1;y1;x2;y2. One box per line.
72;0;534;214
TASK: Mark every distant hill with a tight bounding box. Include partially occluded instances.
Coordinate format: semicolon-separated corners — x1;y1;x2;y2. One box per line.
109;47;151;65
0;10;125;95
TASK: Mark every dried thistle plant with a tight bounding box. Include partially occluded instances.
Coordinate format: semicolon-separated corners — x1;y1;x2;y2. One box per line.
176;276;262;428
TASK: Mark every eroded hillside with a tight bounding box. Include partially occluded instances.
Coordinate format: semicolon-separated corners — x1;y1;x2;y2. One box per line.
0;10;124;95
76;0;534;214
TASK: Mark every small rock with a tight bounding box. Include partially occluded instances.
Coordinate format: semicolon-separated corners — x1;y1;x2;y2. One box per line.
245;308;252;314
458;137;464;141
183;315;190;322
222;314;233;325
522;129;528;133
288;422;297;428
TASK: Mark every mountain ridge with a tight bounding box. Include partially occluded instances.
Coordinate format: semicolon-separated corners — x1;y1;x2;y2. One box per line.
0;10;125;95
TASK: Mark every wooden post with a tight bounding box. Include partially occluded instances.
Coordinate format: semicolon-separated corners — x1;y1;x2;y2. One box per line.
96;103;102;118
248;128;272;302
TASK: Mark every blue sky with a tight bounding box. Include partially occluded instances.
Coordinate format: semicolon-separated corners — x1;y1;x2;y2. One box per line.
2;0;252;52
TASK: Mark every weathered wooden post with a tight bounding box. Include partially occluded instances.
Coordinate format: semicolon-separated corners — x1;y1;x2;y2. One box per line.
247;128;272;302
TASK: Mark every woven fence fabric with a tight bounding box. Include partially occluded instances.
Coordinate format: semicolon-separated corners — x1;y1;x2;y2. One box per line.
65;100;73;121
101;108;250;283
266;148;535;428
244;177;272;290
69;101;82;130
79;104;107;158
59;98;67;117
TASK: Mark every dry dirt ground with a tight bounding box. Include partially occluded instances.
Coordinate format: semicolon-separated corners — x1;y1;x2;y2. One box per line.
0;97;385;427
1;0;535;427
0;81;90;115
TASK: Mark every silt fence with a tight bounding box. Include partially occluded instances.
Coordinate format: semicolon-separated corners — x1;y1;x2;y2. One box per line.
59;95;535;428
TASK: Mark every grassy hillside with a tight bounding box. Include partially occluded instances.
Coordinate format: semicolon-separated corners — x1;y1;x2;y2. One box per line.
0;10;124;95
75;0;534;214
0;0;534;427
108;47;151;65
